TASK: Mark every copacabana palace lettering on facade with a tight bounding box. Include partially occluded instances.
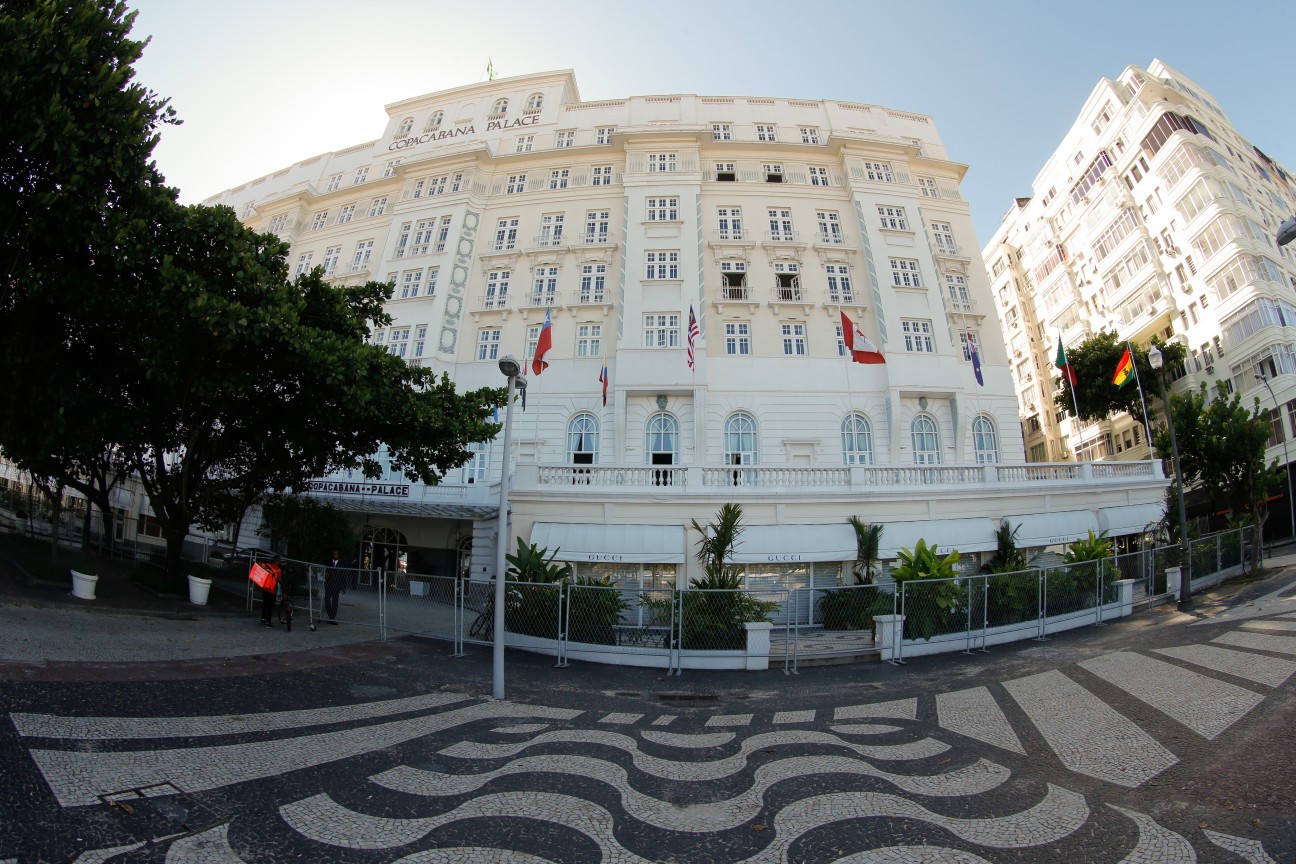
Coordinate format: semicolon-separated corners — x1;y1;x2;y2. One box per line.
305;480;410;497
388;116;540;151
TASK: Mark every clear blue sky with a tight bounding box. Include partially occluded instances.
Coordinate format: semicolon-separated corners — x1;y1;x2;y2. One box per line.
127;0;1295;247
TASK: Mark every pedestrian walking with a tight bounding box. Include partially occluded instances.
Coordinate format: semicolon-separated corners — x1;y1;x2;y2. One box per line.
323;549;345;625
258;554;283;627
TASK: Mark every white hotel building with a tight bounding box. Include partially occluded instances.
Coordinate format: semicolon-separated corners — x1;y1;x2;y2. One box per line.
982;60;1296;535
196;70;1164;587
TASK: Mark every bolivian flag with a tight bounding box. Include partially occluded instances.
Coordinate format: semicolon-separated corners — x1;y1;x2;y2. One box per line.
1113;346;1135;387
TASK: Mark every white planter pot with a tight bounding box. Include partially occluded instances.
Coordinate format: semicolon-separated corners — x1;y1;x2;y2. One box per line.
70;569;98;600
187;575;212;606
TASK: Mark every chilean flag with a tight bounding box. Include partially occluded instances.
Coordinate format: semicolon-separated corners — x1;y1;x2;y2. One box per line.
840;311;885;364
532;307;553;376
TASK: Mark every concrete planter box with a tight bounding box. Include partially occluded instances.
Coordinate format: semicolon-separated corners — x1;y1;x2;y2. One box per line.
500;621;772;670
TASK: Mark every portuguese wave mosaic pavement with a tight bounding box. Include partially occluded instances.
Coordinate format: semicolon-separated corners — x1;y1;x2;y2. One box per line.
2;610;1295;862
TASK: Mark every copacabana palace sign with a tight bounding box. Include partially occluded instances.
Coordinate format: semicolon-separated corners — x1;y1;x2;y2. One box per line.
388;115;540;151
305;480;410;497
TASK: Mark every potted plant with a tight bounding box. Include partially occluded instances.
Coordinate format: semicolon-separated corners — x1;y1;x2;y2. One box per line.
187;572;213;605
70;564;98;600
889;539;965;641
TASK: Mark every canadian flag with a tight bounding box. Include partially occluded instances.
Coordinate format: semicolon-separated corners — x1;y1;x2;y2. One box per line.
840;311;885;364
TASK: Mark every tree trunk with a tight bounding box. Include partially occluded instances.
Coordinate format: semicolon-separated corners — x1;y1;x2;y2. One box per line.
162;522;190;587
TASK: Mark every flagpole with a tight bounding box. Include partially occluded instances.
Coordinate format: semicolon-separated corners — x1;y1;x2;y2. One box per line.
1060;331;1087;461
1128;341;1154;457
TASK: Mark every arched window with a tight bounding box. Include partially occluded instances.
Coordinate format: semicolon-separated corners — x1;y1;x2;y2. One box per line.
396;116;414;136
973;415;999;464
645;412;678;486
490;98;509;117
462;440;491;483
568;413;599;464
424;111;443;132
724;412;759;465
911;415;941;465
841;413;874;465
525;92;544;112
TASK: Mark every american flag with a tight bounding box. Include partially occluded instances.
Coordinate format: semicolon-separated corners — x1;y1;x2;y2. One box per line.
687;305;700;368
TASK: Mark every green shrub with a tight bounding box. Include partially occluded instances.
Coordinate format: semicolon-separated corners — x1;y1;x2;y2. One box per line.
890;539;967;641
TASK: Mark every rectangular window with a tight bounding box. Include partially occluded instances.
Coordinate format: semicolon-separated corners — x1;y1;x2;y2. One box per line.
337;203;356;224
877;205;908;231
505;174;526;194
514;135;534;153
494;217;519;251
322;246;341;275
353;167;369;185
890;258;922;288
720;262;747;298
932;222;958;255
399;269;423;298
712;123;732;141
434;215;451;253
294;252;313;276
781;323;808;356
946;274;972;311
388;327;410;357
596;126;615;145
809;166;829;187
715;162;736;182
917;176;939;198
555;130;575;148
647;197;679;221
591;165;614;185
724;322;751;355
817;211;844;243
645;250;680;280
425;267;439;297
484;270;511;309
577;324;602;357
643;313;681;348
767;208;794;241
549;169;570;189
763;163;783;183
756;124;778;142
826;264;854;303
413;325;427;358
958;331;981;362
525;325;539;360
368;197;388;217
584;210;610;243
774;263;800;300
531;266;559;305
382;159;400;178
325;173;343;192
309;210;329;231
863;161;894;182
350;239;374;271
648;153;677;172
579;264;606;303
539;213;565;246
410;219;436;256
799;126;821;145
394;222;411;258
717;207;743;240
477;329;501;361
901;319;935;353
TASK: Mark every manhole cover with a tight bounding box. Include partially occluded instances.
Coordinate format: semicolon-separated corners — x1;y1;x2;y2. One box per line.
657;693;719;702
100;784;225;843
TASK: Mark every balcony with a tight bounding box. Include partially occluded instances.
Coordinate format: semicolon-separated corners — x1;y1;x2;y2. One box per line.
827;290;862;307
476;295;512;312
573;289;609;306
717;285;752;302
521;292;562;309
770;286;806;303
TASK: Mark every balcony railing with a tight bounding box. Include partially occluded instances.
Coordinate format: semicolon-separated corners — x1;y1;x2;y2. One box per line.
770;286;806;303
477;295;511;311
718;285;751;301
827;290;859;305
580;233;612;245
574;290;607;305
534;235;567;248
713;229;748;242
522;292;561;308
765;231;801;243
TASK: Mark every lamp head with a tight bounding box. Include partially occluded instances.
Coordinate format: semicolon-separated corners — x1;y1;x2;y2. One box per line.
498;355;521;378
1148;344;1163;370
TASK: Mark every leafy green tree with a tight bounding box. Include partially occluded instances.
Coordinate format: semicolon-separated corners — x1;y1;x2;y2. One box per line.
258;493;358;564
1055;332;1186;425
1152;383;1277;542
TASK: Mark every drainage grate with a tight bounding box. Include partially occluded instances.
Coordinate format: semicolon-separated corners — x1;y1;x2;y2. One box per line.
657;693;720;702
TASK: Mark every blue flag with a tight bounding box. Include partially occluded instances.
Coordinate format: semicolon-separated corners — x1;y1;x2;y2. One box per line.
968;332;984;387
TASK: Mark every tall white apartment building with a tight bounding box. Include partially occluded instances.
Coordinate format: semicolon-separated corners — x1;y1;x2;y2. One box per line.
983;59;1296;510
193;70;1163;587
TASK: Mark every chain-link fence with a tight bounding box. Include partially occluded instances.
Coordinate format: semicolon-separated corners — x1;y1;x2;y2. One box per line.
303;563;383;634
384;572;462;650
785;584;894;670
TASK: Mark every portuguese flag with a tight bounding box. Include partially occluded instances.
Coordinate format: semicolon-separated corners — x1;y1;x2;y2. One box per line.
1055;337;1078;385
1112;347;1135;387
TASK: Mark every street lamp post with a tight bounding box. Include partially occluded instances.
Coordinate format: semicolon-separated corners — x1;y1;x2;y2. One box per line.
493;356;526;701
1255;373;1295;544
1149;345;1192;609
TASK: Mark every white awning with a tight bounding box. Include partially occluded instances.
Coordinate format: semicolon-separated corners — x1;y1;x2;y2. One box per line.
529;523;685;564
879;518;999;559
1009;510;1100;548
731;523;858;564
1097;503;1165;536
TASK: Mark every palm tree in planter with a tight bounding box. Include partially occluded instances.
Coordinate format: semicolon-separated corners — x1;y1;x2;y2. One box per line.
1050;529;1115;615
984;521;1037;626
819;518;889;633
889;539;967;641
646;504;778;650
